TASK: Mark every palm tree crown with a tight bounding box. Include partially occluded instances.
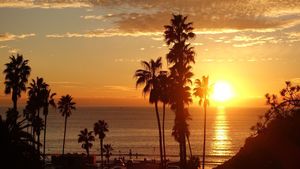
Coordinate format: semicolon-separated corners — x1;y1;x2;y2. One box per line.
134;57;162;103
4;53;31;110
193;76;210;106
78;128;95;156
94;120;109;140
28;77;49;110
58;94;76;118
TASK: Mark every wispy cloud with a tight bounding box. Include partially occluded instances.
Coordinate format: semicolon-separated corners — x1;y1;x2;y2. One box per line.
80;15;104;20
108;1;300;34
233;42;265;48
8;48;19;54
114;58;141;63
12;0;298;43
0;33;35;42
80;13;114;20
286;32;300;43
46;28;161;38
291;78;300;84
49;81;83;87
103;85;135;92
0;0;91;9
231;35;285;47
191;42;203;46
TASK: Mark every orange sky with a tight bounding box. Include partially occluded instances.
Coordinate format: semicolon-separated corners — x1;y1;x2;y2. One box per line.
0;0;299;107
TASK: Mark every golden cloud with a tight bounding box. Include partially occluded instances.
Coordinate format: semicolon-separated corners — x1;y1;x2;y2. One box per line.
46;28;162;38
0;33;35;41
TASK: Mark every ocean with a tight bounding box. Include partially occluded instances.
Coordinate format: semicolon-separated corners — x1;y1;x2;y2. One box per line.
1;106;266;169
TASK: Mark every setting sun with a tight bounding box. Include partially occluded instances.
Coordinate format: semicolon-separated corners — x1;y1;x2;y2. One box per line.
212;81;234;102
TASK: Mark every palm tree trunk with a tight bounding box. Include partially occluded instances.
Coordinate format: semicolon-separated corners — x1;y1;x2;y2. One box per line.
31;124;34;147
12;91;17;111
180;101;187;169
43;114;47;164
100;139;103;169
162;103;166;168
37;109;41;156
87;146;90;158
107;156;110;169
180;130;187;169
13;99;17;111
202;104;207;169
154;101;163;169
62;116;68;155
186;135;192;158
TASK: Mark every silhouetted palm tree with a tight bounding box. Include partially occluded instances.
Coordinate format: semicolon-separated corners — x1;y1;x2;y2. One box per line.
3;54;31;111
78;128;95;157
42;89;56;161
164;14;195;169
134;57;164;169
58;94;76;155
28;77;48;154
158;70;170;166
103;144;113;168
193;76;210;169
94;120;109;169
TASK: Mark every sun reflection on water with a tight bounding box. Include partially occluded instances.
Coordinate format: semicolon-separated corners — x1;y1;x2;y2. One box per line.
213;107;232;157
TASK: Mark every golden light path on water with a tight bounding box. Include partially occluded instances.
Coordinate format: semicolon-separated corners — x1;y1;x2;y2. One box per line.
212;107;232;158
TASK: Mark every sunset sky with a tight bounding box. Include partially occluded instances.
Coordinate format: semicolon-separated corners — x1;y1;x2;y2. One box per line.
0;0;299;107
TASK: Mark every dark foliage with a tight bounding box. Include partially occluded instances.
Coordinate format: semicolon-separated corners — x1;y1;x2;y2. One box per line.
215;81;300;169
0;110;42;169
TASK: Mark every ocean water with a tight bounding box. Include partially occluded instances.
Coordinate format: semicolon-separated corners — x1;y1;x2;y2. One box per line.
0;106;266;168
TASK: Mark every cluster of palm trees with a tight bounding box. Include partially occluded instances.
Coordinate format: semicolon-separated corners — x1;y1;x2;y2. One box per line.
2;54;115;168
3;54;78;162
0;14;212;169
78;120;111;168
134;14;211;169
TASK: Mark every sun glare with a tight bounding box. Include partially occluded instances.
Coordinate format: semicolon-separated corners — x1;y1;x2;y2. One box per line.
212;81;234;102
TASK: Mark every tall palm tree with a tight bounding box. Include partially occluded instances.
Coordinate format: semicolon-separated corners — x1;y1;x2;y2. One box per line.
28;77;48;154
134;57;164;169
193;76;210;169
103;144;113;168
58;94;76;155
78;128;95;157
158;71;170;166
42;89;56;161
164;14;195;169
3;54;31;111
94;120;109;169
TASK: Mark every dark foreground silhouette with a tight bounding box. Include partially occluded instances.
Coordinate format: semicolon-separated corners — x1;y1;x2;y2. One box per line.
215;82;300;169
0;110;42;169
